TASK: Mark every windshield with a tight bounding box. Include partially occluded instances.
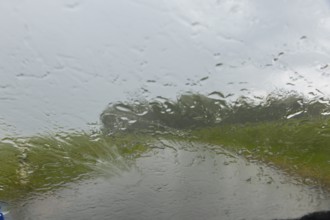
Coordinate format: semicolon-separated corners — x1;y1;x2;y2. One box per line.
1;1;330;219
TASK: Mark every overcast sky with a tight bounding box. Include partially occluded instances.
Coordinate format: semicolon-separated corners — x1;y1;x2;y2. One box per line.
1;0;330;136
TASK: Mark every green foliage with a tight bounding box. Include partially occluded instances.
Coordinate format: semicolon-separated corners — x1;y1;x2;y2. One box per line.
100;93;225;134
99;90;330;187
2;90;330;200
100;91;330;134
0;132;150;201
191;117;330;187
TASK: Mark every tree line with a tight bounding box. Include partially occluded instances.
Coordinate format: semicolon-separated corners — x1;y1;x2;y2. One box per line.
100;91;330;134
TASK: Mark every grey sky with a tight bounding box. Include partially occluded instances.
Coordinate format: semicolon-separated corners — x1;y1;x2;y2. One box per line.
1;0;330;136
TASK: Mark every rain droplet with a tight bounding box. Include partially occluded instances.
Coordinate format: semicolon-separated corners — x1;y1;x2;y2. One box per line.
154;96;170;103
320;64;328;70
286;111;304;119
199;76;209;82
136;111;149;116
207;91;225;100
120;117;129;121
114;104;133;113
128;120;137;124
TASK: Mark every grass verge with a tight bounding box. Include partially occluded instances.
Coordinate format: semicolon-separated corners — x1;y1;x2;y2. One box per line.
191;117;330;188
0;132;150;201
2;117;330;200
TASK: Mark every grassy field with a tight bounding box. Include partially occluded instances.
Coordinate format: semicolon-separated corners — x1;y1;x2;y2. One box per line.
0;132;149;201
99;91;330;187
191;117;330;188
1;116;330;201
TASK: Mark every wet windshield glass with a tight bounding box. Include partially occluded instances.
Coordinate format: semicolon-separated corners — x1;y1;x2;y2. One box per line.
1;1;330;219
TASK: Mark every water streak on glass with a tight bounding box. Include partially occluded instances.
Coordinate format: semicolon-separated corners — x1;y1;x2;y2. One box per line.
1;0;330;219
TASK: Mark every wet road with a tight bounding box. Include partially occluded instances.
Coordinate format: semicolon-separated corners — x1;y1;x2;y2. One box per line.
8;140;330;220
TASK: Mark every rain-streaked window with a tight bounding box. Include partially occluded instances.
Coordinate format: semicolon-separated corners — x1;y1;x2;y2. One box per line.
1;1;330;219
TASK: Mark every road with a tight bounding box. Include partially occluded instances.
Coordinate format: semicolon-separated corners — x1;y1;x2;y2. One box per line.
9;140;330;220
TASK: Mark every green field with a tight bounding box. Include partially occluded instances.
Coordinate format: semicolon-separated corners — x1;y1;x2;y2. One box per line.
190;117;330;188
2;91;330;201
1;117;330;201
0;132;149;201
100;91;330;188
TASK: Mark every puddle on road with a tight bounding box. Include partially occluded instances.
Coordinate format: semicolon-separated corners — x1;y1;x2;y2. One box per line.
9;140;330;220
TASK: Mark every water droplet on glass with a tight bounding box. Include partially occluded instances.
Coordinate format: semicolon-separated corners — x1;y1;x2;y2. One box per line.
207;91;225;100
199;76;209;82
114;104;133;113
320;64;328;70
